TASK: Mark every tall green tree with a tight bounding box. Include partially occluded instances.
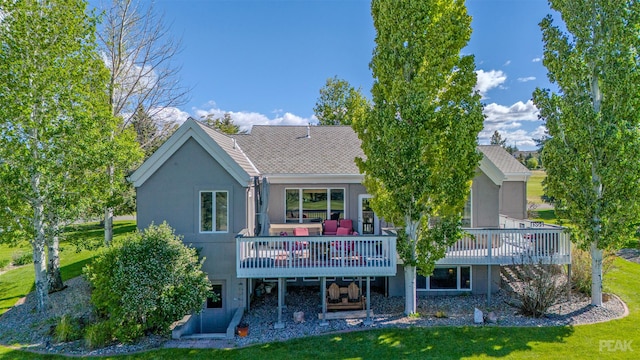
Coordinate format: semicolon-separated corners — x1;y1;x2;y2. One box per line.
201;113;245;135
0;0;122;310
354;0;484;315
314;76;370;125
131;105;177;158
490;130;507;147
533;0;640;306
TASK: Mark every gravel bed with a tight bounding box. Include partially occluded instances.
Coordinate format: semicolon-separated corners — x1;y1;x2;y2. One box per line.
0;269;629;355
229;284;627;349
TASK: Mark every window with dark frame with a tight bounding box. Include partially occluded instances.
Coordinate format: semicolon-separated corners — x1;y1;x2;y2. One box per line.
207;284;222;308
416;266;471;290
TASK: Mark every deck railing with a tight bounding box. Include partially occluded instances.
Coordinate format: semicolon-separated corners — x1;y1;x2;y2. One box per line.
236;234;397;278
236;226;570;278
441;227;571;265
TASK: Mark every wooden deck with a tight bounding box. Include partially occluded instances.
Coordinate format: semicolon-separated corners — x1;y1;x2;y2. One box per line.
236;226;570;278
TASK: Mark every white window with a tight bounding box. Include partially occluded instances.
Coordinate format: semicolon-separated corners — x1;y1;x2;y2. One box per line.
285;188;345;223
417;266;471;291
200;191;228;233
462;191;472;227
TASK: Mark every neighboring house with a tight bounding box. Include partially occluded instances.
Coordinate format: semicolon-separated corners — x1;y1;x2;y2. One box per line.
129;118;569;335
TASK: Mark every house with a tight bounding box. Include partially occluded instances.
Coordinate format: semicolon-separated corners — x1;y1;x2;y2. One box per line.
129;118;569;336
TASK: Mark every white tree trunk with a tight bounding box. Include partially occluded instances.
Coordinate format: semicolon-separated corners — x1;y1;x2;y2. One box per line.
590;242;603;306
46;220;64;293
404;265;417;315
104;164;114;246
404;219;419;315
104;206;113;246
31;184;48;311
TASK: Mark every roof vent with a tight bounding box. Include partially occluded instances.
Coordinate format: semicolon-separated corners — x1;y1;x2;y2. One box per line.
306;124;311;139
232;137;237;149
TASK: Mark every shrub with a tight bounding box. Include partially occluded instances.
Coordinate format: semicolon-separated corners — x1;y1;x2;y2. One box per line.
526;157;539;170
54;314;83;342
504;256;565;318
84;320;114;349
0;258;9;269
84;222;210;343
570;246;615;295
11;251;32;266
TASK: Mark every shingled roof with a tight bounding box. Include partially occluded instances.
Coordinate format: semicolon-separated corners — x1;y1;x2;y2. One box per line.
132;120;531;187
233;125;363;175
477;145;530;175
194;121;259;177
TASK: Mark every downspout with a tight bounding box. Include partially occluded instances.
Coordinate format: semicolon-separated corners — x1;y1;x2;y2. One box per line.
254;176;260;236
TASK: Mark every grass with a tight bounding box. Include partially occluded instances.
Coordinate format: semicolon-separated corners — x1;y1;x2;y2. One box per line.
0;221;136;314
2;221;640;359
527;170;547;204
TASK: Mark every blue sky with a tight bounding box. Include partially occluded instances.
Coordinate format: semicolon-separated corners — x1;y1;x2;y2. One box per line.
93;0;562;150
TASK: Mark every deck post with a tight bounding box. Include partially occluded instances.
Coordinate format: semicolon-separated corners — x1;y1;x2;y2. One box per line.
486;264;492;306
275;277;285;329
320;276;328;326
364;276;373;326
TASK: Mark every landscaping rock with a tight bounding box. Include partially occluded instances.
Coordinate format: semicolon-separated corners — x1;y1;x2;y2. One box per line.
474;308;484;324
486;311;498;324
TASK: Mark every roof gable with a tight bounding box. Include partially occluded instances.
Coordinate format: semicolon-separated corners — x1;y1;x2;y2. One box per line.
478;145;531;185
129;118;257;187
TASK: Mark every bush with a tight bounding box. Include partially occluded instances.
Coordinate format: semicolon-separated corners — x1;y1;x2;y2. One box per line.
54;314;83;342
570;246;615;295
84;320;114;349
504;256;566;318
0;258;9;269
526;157;539;170
11;251;32;266
84;222;210;343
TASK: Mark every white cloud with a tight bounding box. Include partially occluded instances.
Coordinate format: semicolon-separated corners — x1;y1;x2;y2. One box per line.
517;76;536;82
479;128;537;149
479;100;542;149
474;69;507;99
532;57;542;62
151;106;190;126
504;60;511;66
483;100;539;123
193;104;316;133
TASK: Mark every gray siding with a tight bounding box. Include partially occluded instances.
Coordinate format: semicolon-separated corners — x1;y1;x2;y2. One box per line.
472;171;500;228
499;181;527;220
136;137;249;316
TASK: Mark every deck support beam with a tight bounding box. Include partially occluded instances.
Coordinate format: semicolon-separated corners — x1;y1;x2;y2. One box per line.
486;264;492;306
275;277;285;329
320;277;328;326
364;276;372;326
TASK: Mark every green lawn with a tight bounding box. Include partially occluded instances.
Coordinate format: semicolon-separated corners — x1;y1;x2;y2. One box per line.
2;221;639;359
528;170;547;204
0;221;136;314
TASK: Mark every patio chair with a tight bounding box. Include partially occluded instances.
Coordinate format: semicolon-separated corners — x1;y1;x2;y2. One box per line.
327;283;341;304
336;227;351;236
347;282;361;302
323;220;338;235
339;219;353;234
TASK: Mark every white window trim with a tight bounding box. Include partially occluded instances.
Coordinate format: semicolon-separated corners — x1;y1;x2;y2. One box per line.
463;190;473;228
417;266;472;291
284;187;346;223
199;190;229;233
